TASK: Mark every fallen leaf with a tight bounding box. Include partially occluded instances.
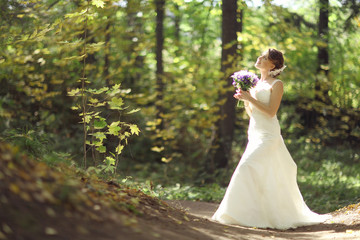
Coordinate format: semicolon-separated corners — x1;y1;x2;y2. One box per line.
76;225;89;234
41;190;56;203
121;216;138;226
7;162;15;170
20;192;31;201
45;227;58;235
9;183;20;194
18;170;31;181
0;231;6;240
2;224;12;234
46;207;56;217
151;232;161;238
0;196;8;204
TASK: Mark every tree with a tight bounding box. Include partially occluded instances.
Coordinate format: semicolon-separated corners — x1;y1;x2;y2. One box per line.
155;0;165;130
315;0;331;104
207;0;240;171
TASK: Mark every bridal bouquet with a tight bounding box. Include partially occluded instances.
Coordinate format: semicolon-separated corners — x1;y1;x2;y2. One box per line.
231;70;259;106
231;70;259;91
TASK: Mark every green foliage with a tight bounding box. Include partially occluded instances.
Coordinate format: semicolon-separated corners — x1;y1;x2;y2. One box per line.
155;183;226;202
69;82;140;171
2;129;49;157
1;128;73;167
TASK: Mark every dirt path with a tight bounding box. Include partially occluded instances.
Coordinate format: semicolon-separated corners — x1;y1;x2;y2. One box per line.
166;200;360;240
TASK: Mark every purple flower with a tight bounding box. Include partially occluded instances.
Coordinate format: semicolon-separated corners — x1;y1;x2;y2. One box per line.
231;70;259;91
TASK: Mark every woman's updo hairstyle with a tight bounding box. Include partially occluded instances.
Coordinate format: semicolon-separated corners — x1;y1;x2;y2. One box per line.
268;48;285;78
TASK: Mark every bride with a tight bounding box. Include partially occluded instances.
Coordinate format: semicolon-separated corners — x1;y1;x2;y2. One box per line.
212;48;330;229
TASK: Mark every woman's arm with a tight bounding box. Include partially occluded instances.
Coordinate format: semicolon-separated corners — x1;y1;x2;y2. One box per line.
235;81;284;118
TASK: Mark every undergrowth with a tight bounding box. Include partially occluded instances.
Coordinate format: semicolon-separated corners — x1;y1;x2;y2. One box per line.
2;129;359;214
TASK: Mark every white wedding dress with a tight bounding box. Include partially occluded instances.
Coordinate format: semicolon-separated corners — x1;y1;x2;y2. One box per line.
212;80;330;229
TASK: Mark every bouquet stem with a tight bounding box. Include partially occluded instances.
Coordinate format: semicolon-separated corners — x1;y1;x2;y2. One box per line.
237;100;241;107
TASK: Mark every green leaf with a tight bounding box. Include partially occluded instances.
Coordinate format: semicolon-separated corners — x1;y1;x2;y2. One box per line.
116;144;124;155
151;146;164;152
106;84;121;96
104;156;115;166
129;124;140;135
87;97;105;107
96;145;106;153
64;54;86;61
112;84;121;90
94;119;107;129
92;132;106;141
126;108;141;114
107;122;121;136
92;0;105;8
89;98;99;104
87;87;109;94
93;140;103;147
161;157;172;163
82;115;92;124
68;88;80;96
108;97;124;110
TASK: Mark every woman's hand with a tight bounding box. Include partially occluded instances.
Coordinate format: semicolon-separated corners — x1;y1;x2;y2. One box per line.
234;89;252;101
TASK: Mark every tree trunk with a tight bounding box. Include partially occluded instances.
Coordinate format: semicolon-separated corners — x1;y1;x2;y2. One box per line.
304;0;331;129
174;3;180;44
155;0;165;129
207;0;240;171
315;0;330;103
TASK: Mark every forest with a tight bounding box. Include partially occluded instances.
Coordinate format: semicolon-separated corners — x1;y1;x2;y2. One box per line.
0;0;359;239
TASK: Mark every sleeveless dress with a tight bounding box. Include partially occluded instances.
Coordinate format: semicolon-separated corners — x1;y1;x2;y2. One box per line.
212;80;330;229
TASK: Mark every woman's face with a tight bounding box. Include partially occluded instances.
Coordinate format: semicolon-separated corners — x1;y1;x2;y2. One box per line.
255;51;275;71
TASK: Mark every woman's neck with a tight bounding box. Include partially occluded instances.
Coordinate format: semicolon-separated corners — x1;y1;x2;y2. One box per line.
260;69;273;81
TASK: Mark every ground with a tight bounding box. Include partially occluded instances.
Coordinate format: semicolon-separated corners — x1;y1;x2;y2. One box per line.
166;200;360;240
1;143;360;240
